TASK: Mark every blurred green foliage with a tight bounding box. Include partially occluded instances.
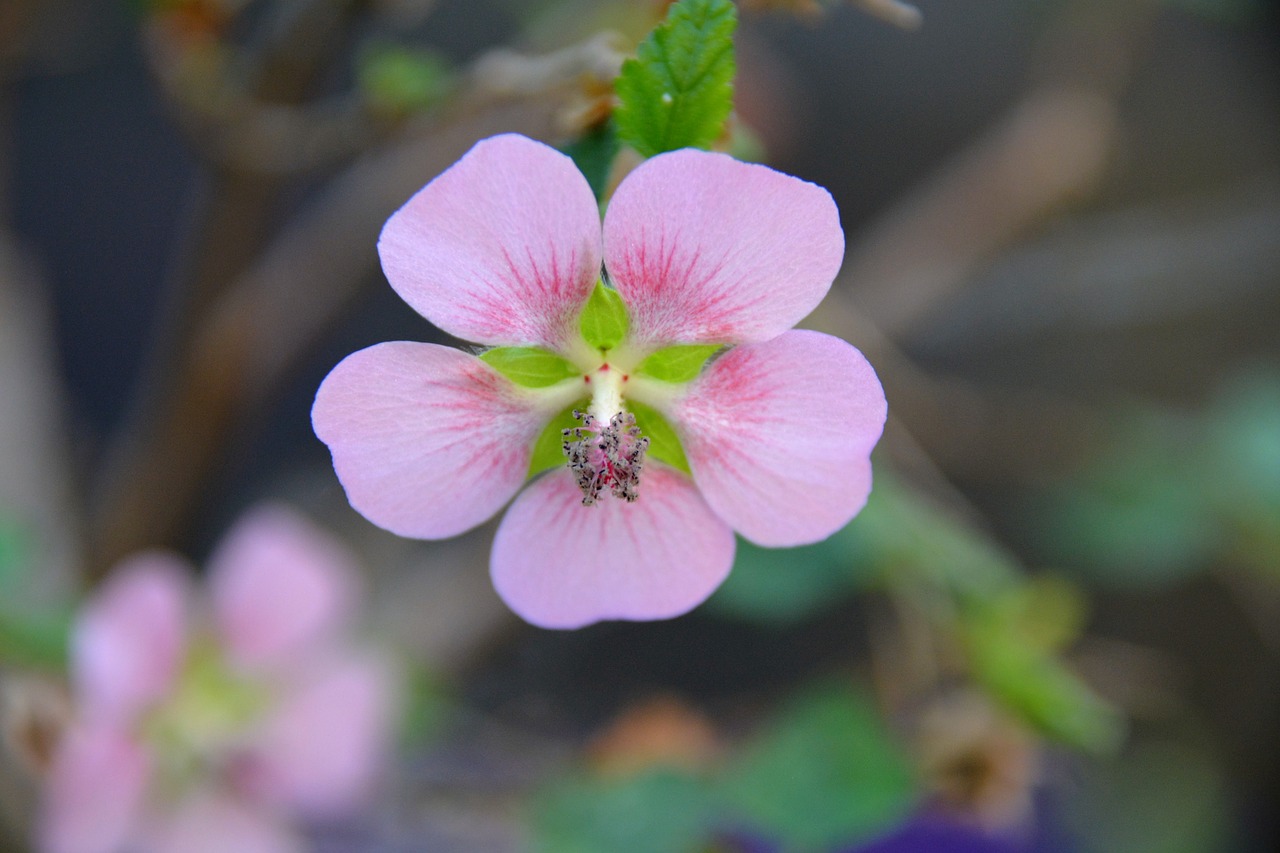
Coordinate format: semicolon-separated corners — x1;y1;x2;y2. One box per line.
0;607;70;671
708;472;1015;624
530;682;916;853
1067;739;1234;853
1036;371;1280;586
397;664;454;750
533;769;716;853
562;122;621;201
709;468;1121;752
357;45;453;115
718;683;916;851
962;578;1124;753
0;517;27;594
0;520;70;670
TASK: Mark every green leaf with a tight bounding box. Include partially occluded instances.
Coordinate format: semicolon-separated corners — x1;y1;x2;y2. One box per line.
1067;740;1232;853
627;399;689;473
846;471;1020;600
708;523;878;625
397;664;452;750
964;600;1123;753
0;608;70;671
614;0;737;157
634;345;721;384
529;403;589;477
480;346;581;388
562;122;621;202
531;769;715;853
0;519;29;595
719;682;916;851
358;45;452;114
1035;415;1221;587
708;469;1024;626
578;281;629;352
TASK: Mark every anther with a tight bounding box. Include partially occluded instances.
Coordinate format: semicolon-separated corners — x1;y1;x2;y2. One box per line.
561;409;650;506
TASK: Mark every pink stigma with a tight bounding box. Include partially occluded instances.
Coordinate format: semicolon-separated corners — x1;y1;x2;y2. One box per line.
561;410;650;505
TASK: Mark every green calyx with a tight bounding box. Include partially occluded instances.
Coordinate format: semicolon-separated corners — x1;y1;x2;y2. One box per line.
527;400;690;478
634;344;721;383
480;346;581;387
529;404;590;477
578;280;629;353
493;284;709;482
627;399;689;473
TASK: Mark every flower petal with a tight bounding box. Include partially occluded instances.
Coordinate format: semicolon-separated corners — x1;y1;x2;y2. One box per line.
603;149;843;348
238;653;395;817
39;725;150;853
378;133;602;350
147;792;302;853
671;330;886;547
312;342;561;539
72;555;189;724
490;467;736;629
209;505;360;672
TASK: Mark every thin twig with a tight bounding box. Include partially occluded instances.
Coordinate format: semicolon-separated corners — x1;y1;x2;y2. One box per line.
87;36;619;577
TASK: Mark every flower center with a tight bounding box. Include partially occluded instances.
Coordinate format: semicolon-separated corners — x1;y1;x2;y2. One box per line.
141;640;268;796
561;364;649;505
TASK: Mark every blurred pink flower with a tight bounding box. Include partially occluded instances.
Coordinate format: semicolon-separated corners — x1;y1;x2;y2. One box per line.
313;133;886;629
39;506;396;853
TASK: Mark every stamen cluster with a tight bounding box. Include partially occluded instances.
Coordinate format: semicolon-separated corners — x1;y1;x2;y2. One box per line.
562;409;650;505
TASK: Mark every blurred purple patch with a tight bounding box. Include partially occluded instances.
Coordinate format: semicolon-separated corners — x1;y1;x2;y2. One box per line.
840;812;1066;853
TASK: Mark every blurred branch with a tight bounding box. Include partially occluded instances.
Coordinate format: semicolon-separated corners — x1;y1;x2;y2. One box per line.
848;0;922;30
808;288;1107;486
0;240;81;606
87;36;624;579
145;11;387;176
906;179;1280;350
844;85;1118;337
839;0;1163;339
0;238;80;849
802;1;1180;484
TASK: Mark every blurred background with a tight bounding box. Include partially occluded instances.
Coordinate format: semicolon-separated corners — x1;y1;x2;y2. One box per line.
1;0;1278;850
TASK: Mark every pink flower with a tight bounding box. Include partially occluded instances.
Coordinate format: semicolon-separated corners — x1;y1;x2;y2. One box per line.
39;506;396;853
313;134;886;629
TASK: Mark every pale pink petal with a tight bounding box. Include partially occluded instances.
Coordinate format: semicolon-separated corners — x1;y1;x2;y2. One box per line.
237;653;395;817
312;342;559;539
73;556;189;724
603;149;843;348
378;133;602;350
208;505;360;672
490;467;736;629
146;792;302;853
670;330;886;547
39;725;151;853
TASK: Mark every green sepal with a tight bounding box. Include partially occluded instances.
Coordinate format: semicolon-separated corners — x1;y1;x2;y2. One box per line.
528;403;589;477
628;399;689;473
480;346;581;388
634;344;721;384
578;281;629;352
614;0;737;158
